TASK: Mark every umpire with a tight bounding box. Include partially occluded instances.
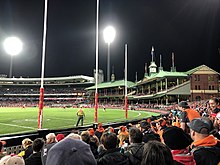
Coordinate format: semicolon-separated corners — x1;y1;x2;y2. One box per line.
76;106;85;126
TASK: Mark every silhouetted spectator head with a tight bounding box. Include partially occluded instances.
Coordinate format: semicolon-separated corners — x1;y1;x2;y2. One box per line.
81;131;90;144
141;141;174;165
163;126;192;150
46;138;96;165
140;120;150;130
178;101;190;109
129;127;143;143
100;132;118;150
66;133;81;140
126;123;133;130
120;126;126;132
104;126;114;133
98;123;103;128
32;138;44;153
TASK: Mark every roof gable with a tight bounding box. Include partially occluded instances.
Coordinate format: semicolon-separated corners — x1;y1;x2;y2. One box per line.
186;65;219;75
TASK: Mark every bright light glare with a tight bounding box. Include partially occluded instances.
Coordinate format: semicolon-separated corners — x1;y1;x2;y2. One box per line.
3;37;23;56
103;26;116;44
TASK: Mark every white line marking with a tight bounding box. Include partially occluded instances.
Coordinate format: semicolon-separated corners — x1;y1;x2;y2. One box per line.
49;117;74;121
0;122;35;130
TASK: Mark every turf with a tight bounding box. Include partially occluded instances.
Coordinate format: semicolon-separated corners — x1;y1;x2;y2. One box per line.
0;107;159;136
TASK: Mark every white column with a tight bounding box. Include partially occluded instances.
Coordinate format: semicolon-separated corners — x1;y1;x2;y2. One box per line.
165;78;168;91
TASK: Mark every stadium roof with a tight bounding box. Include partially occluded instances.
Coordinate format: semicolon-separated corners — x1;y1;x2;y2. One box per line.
149;70;187;78
0;75;94;82
86;80;135;90
137;70;188;85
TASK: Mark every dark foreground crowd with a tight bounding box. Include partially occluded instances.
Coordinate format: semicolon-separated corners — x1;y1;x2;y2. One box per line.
0;97;220;165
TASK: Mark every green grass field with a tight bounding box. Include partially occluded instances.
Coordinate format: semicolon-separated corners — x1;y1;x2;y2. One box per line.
0;107;159;136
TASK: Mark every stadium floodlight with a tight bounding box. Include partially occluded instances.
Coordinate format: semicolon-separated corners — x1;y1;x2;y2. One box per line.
3;37;23;78
103;26;116;82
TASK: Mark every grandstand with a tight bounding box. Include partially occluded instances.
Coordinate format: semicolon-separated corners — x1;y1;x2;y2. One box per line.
0;75;94;107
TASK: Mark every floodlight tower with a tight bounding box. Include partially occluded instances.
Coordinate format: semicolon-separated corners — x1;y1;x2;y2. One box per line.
103;26;116;82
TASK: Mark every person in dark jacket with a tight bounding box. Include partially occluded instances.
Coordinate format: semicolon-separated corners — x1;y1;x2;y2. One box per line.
125;127;144;165
189;117;220;165
25;138;44;165
97;132;129;165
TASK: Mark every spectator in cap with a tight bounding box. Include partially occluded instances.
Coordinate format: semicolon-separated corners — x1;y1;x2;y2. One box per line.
46;138;97;165
56;134;65;142
162;126;195;165
97;132;129;165
178;101;200;133
18;138;33;159
0;140;6;159
125;127;144;165
41;133;57;165
0;155;25;165
141;141;174;165
25;138;44;165
189;117;220;165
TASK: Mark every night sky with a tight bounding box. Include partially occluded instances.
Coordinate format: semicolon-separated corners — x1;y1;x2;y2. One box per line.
0;0;219;81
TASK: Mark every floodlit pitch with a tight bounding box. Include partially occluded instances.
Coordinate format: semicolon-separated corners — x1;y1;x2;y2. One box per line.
0;107;159;136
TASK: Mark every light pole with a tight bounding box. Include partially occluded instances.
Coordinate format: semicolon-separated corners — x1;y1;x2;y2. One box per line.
3;37;23;78
103;26;116;82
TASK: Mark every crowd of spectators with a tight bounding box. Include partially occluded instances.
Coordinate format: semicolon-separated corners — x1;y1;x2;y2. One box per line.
0;87;86;95
0;97;220;165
